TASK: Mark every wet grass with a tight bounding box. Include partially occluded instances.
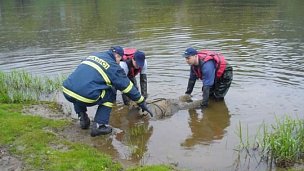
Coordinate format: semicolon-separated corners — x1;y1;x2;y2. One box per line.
236;116;304;169
0;103;176;171
259;116;304;167
0;103;122;170
0;70;176;171
0;70;65;103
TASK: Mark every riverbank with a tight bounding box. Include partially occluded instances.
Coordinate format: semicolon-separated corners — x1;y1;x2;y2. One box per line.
0;102;176;171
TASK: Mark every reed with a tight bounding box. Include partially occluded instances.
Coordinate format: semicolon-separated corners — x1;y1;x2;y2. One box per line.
258;116;304;167
236;115;304;168
235;121;250;151
0;70;66;103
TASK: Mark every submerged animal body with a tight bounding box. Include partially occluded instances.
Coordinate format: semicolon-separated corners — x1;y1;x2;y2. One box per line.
142;97;202;119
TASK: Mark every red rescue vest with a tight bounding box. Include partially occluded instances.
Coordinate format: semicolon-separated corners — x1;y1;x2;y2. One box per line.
192;50;227;79
123;48;141;77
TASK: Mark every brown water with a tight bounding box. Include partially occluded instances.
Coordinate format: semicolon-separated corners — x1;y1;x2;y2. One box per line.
1;0;304;170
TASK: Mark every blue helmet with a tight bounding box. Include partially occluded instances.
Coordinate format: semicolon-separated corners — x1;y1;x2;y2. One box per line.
110;46;124;57
134;51;145;68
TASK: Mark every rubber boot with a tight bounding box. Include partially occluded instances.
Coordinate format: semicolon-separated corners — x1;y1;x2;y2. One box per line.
79;112;90;129
90;122;112;137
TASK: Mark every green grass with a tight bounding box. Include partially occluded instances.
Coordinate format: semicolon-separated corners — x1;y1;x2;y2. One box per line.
236;116;304;168
0;70;65;103
0;70;177;170
0;103;176;171
0;103;122;171
258;116;304;167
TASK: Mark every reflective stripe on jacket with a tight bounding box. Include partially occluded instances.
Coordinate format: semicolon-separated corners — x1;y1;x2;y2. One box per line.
63;50;144;104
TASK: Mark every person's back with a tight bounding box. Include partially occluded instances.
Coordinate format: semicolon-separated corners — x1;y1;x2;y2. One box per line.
62;46;150;137
63;51;120;100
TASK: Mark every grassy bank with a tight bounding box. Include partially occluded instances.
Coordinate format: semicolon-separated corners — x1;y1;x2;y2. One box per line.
0;103;122;170
0;70;176;171
0;103;176;170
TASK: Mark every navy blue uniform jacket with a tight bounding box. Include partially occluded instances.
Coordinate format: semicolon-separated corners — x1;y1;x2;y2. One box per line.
63;50;144;104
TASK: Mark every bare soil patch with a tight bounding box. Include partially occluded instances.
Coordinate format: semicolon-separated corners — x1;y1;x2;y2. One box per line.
22;102;72;120
0;146;23;171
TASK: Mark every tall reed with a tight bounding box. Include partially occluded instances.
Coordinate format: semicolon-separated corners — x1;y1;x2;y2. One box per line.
0;70;65;103
236;115;304;168
258;116;304;167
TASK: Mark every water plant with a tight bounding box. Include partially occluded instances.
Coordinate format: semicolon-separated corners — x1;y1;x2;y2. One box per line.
236;115;304;169
258;116;304;167
0;70;66;103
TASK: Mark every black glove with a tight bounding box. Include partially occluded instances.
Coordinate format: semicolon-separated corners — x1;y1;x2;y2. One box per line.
201;86;210;109
138;101;153;117
138;101;148;112
140;74;148;99
185;79;196;94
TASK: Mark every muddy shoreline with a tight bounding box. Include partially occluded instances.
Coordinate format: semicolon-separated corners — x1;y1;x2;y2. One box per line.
0;103;134;170
0;103;72;171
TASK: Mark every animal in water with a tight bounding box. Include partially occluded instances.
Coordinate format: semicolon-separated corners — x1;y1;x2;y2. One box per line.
133;96;202;119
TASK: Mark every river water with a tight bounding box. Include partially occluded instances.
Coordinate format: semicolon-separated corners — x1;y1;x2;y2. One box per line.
0;0;304;170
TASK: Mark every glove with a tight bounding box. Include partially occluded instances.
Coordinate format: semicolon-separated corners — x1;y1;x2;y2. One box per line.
201;86;210;109
185;79;196;94
140;74;148;99
138;101;153;117
138;101;148;112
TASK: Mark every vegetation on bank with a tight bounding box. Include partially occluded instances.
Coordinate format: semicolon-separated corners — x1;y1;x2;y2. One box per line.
0;70;65;103
236;116;304;168
3;70;303;170
0;103;122;170
0;70;176;171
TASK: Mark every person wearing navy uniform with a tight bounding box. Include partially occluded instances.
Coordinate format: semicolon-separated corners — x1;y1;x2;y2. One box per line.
182;47;233;108
119;48;148;105
62;46;149;137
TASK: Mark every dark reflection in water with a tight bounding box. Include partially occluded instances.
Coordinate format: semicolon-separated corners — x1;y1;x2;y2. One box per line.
182;101;230;148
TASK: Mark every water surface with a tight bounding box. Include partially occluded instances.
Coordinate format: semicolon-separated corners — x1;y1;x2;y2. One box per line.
1;0;304;170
